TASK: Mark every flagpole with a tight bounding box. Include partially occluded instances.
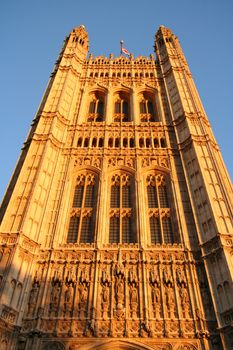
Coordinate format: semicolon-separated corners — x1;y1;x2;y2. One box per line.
120;40;124;56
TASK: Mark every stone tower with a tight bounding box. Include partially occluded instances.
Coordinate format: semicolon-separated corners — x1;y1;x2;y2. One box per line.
0;25;232;350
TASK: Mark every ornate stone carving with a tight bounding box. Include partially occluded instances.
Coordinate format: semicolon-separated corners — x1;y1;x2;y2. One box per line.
178;285;191;318
27;275;40;316
100;268;111;320
42;341;65;350
140;320;152;337
64;282;74;316
165;286;176;318
176;344;198;350
141;156;169;168
1;305;17;323
74;156;102;169
111;320;125;337
77;283;89;318
108;156;135;169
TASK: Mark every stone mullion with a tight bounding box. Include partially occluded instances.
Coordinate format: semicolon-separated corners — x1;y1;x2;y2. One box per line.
158;259;166;332
156;182;164;244
105;90;113;124
150;126;154;150
96;163;107;247
77;177;87;243
119;178;122;243
110;263;114;333
125;264;130;320
136;167;147;247
73;262;80;318
90;252;99;321
133;171;139;245
171;262;182;335
132;90;140;124
87;260;95;321
141;251;149;321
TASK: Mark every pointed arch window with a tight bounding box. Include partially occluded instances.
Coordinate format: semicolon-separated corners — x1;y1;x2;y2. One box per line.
114;93;131;122
109;173;136;243
139;93;158;122
67;173;98;244
146;174;175;244
88;92;104;122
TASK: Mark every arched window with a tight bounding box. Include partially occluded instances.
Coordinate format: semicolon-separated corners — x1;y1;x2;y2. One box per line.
123;138;128;148
154;138;159;148
98;138;104;147
130;138;134;148
92;138;97;147
139;92;157;122
109;173;136;244
160;138;166;148
114;92;131;122
67;173;98;244
139;138;144;148
108;138;113;148
146;138;151;148
77;137;82;147
87;92;104;122
84;138;89;147
115;138;120;148
146;174;175;244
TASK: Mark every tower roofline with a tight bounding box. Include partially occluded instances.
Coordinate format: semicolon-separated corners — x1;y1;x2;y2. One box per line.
72;24;88;32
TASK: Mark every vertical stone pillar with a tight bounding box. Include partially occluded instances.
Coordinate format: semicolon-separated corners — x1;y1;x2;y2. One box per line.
132;89;140;124
105;90;113;124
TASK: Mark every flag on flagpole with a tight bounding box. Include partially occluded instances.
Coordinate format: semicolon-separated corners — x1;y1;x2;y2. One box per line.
122;47;130;56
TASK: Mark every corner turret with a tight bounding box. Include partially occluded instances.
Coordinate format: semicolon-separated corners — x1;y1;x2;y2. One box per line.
66;25;89;58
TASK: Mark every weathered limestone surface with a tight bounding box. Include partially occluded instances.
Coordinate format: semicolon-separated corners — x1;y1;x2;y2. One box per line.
0;25;232;350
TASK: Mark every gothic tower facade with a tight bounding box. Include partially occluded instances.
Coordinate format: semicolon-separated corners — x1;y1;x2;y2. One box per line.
0;25;232;350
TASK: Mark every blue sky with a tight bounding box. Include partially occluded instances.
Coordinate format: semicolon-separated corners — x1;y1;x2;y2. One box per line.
0;0;232;201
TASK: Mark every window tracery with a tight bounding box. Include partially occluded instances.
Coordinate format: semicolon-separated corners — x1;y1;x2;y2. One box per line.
87;92;104;122
109;173;136;243
67;173;98;244
113;92;131;122
146;173;174;244
139;92;158;122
